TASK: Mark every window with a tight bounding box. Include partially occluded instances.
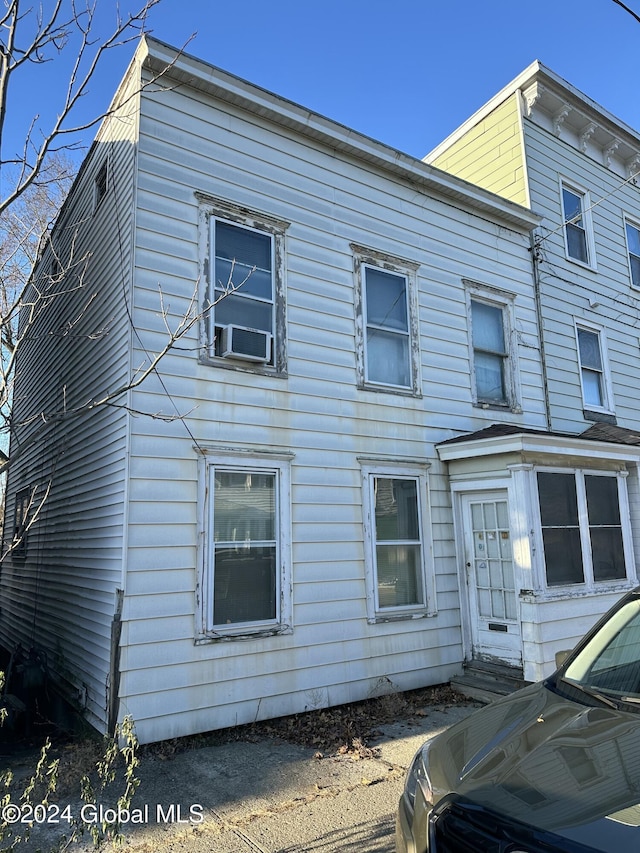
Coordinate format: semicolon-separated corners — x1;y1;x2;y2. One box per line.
536;470;629;588
471;299;508;405
466;285;518;410
94;161;108;210
198;194;289;373
352;245;420;395
198;452;292;638
561;183;594;267
13;487;33;559
575;323;613;413
625;219;640;289
360;461;434;621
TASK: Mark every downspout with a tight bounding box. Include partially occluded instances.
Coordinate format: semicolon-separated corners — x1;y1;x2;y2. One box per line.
530;231;552;432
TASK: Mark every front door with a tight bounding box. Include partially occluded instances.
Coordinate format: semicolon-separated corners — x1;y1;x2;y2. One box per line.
460;492;521;666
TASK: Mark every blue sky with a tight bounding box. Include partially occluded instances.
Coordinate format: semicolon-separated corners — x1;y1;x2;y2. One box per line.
5;0;640;168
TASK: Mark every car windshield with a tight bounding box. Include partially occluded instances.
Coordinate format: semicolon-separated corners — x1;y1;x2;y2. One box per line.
562;595;640;706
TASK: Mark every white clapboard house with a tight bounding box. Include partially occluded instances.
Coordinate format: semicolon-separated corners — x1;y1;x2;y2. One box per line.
1;41;636;742
428;62;640;681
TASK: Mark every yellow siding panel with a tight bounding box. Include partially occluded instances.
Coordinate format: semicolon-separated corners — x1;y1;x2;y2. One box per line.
431;95;528;207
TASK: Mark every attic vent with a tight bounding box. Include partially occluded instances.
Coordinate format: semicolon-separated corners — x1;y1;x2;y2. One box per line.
220;325;272;363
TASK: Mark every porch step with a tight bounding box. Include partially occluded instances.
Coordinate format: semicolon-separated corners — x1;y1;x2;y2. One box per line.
450;660;529;704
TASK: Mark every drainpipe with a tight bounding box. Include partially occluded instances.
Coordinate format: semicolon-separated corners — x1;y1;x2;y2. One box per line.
530;232;552;432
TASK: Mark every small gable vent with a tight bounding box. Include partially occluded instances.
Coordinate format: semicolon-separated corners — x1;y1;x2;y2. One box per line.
220;325;272;363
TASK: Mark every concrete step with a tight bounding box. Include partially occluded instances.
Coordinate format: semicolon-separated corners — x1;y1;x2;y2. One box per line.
450;661;528;704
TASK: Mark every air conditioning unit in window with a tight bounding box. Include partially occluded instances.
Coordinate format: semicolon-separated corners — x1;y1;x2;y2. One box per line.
220;325;272;363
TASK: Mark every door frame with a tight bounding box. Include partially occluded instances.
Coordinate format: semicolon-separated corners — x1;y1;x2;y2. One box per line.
452;479;523;666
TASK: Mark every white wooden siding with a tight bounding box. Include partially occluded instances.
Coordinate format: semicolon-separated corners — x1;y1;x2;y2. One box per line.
0;72;141;731
116;71;546;743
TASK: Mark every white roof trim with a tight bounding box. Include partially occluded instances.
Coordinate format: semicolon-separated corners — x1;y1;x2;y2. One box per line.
135;37;541;234
437;432;640;463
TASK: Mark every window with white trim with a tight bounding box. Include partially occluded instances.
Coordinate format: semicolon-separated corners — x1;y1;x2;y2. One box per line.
466;285;519;410
361;461;434;621
625;219;640;289
198;195;288;373
352;245;420;394
561;183;595;267
536;470;631;589
198;453;292;638
575;322;613;414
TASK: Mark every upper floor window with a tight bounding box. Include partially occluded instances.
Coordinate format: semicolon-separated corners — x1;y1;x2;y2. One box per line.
198;451;293;639
625;219;640;289
575;323;613;414
360;460;434;622
536;470;630;588
466;285;519;411
94;161;108;211
351;244;420;395
561;183;595;267
12;486;33;560
197;194;289;373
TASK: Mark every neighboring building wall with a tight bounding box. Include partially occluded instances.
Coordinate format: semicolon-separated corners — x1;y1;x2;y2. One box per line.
523;117;640;434
0;68;141;730
428;95;529;207
117;69;547;743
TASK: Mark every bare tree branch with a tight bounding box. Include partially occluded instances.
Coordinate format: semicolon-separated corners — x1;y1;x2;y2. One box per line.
611;0;640;24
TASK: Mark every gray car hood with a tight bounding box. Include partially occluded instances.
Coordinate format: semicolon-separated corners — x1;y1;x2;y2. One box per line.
429;680;640;849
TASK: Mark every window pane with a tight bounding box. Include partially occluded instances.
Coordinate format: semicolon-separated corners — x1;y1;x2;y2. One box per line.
365;268;408;331
537;472;578;526
562;188;583;225
214;471;275;542
213;545;276;624
475;351;506;402
582;369;603;407
630;254;640;289
215;292;273;334
590;529;626;582
471;301;505;353
374;478;419;540
542;528;584;585
566;224;588;263
366;328;410;386
626;223;640;256
577;328;602;370
215;258;272;300
216;221;271;270
376;544;422;606
585;476;621;525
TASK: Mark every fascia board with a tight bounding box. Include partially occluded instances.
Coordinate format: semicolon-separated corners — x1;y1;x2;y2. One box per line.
437;433;640;463
138;37;541;234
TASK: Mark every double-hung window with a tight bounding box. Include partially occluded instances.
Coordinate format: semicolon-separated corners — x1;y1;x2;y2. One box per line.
360;461;434;621
625;219;640;289
561;183;595;267
575;322;613;414
352;245;420;395
198;453;292;639
198;194;288;372
536;470;630;588
466;286;518;410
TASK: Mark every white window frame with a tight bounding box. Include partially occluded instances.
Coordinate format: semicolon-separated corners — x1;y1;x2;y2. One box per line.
351;244;421;396
360;459;435;623
574;319;614;415
196;449;293;641
197;193;289;374
532;467;634;594
560;180;596;269
624;216;640;290
465;283;520;412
